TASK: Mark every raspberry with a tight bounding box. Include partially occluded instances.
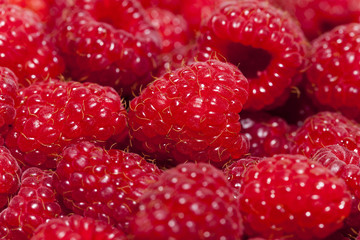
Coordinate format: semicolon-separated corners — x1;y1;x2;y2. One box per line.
239;154;352;239
196;0;308;110
305;23;360;120
0;167;62;239
0;67;18;145
54;141;161;232
272;0;360;40
0;146;21;210
0;4;64;87
31;214;126;240
240;111;293;157
55;0;161;97
4;79;128;169
128;60;249;167
289;111;360;158
130;162;244;240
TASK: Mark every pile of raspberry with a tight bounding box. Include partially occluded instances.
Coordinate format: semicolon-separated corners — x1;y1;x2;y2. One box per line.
0;0;360;239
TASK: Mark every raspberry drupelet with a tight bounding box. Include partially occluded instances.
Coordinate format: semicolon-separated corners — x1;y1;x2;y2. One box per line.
130;162;244;240
4;79;129;170
128;59;250;168
54;0;161;97
54;141;162;232
196;0;309;110
239;154;351;239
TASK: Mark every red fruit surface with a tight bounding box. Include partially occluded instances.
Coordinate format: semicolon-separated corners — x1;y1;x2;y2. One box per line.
289;111;360;158
0;146;21;209
128;60;249;167
0;167;62;239
196;0;308;110
54;141;161;232
31;214;126;240
0;4;64;86
55;0;161;97
130;162;244;240
5;79;128;169
305;23;360;120
239;154;351;239
272;0;360;40
240;111;293;157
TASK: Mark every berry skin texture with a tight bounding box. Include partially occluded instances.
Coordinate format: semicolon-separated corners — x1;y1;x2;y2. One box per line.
54;141;162;232
128;59;249;167
305;23;360;120
0;146;21;210
5;79;128;170
240;111;293;157
130;162;244;240
0;4;64;87
31;214;126;240
0;67;18;145
289;111;360;158
55;0;161;97
0;167;62;239
239;154;352;239
196;0;308;110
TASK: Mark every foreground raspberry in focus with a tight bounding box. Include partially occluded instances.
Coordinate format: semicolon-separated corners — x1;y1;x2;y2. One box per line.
0;4;64;86
54;141;161;232
196;0;308;110
31;215;126;240
5;79;128;169
130;162;243;240
289;111;360;158
305;23;360;120
128;60;249;167
240;154;351;239
55;0;161;97
0;168;62;239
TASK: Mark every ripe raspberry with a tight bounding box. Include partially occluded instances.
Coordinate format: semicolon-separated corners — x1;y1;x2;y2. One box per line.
196;0;308;110
55;0;161;97
0;67;18;145
4;79;128;169
305;23;360;120
130;162;244;240
272;0;360;40
239;154;351;239
31;215;126;240
0;146;21;210
223;156;261;197
289;111;360;158
128;60;249;167
0;167;62;239
0;4;64;86
240;111;293;157
54;141;161;232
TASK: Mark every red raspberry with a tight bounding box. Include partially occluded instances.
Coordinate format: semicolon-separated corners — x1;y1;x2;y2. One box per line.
289;111;360;158
146;7;192;53
54;141;161;232
128;60;249;167
0;4;64;87
196;0;308;110
5;79;128;169
272;0;360;40
305;23;360;120
0;167;62;239
240;111;293;157
31;214;126;240
0;67;18;145
138;0;182;14
239;154;352;239
55;0;161;97
0;146;21;210
130;162;244;240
